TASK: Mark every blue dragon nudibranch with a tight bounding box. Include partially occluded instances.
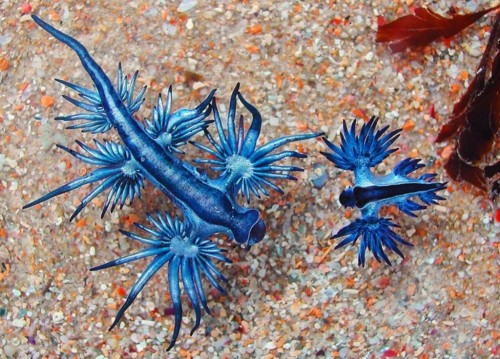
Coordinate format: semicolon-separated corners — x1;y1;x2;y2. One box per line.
321;116;447;266
25;15;322;349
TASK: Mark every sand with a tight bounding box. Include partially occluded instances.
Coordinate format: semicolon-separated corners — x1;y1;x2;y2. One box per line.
0;1;498;358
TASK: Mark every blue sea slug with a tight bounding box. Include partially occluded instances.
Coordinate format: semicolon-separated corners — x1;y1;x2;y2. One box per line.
321;116;447;266
25;15;322;349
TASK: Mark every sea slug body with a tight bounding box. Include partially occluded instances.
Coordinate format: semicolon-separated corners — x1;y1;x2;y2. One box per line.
25;15;323;349
321;116;447;266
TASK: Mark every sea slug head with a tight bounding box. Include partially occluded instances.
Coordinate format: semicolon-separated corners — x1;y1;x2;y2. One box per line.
230;208;266;246
339;187;356;208
248;216;266;246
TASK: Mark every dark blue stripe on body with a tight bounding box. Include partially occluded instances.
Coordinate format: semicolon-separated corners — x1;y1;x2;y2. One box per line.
353;182;441;208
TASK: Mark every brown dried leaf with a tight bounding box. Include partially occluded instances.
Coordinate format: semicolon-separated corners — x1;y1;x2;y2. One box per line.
437;14;500;196
376;5;500;53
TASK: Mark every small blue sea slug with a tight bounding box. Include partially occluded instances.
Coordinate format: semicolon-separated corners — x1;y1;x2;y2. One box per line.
321;116;447;266
25;15;323;349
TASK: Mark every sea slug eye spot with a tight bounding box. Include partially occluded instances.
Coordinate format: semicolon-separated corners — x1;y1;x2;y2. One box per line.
226;155;254;179
170;235;199;258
